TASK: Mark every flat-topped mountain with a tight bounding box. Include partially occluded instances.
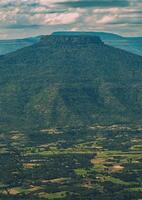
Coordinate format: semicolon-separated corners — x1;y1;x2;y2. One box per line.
53;31;123;39
0;35;142;129
39;35;103;46
0;32;142;56
53;32;142;56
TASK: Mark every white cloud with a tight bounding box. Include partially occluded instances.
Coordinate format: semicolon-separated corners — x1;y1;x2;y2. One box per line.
97;15;118;24
39;0;64;4
29;12;80;25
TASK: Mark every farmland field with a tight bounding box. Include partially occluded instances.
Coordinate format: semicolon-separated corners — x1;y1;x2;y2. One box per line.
0;125;142;200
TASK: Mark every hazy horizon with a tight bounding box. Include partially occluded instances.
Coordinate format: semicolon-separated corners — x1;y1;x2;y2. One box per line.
0;31;142;41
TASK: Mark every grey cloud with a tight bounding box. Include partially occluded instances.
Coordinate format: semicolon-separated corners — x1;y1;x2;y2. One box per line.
109;20;142;25
57;0;130;8
5;24;42;29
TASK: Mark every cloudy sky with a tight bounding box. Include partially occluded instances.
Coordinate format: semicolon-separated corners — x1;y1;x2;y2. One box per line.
0;0;142;39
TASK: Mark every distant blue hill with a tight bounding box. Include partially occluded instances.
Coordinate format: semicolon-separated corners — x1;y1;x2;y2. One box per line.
0;32;142;56
53;32;142;56
0;36;41;55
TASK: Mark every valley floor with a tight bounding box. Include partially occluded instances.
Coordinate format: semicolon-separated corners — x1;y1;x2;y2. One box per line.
0;125;142;200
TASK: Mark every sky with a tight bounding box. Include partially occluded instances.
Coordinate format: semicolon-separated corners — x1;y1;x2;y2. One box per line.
0;0;142;39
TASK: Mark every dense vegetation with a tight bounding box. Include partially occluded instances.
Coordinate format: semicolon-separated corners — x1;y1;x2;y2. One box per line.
0;35;142;129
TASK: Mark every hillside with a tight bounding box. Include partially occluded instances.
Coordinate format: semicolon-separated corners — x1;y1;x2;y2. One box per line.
0;36;40;55
0;35;142;129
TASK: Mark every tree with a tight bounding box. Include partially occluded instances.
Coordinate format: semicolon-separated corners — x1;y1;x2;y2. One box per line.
0;141;24;196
